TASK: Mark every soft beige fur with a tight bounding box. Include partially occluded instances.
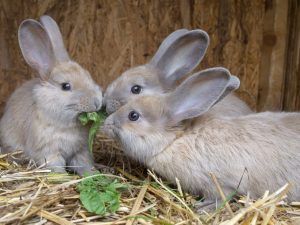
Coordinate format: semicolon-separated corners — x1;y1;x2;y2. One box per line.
0;16;102;175
103;68;300;202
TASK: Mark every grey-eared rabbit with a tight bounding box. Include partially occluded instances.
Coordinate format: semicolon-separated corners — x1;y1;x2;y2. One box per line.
104;29;251;116
0;16;102;175
102;67;300;205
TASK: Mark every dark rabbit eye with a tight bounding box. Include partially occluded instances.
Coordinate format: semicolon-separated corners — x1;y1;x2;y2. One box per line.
131;85;142;94
61;82;71;91
128;111;140;121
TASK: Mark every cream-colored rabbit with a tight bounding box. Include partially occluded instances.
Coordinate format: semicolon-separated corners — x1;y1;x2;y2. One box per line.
102;67;300;204
0;16;102;175
104;29;251;116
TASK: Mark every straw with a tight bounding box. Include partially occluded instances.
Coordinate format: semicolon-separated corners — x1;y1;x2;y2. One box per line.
0;134;298;224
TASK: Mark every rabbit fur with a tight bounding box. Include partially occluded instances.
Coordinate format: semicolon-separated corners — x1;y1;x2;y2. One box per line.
104;29;252;116
0;16;102;175
102;67;300;202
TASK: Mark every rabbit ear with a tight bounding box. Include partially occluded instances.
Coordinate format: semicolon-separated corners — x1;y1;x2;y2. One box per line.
40;15;70;62
165;67;240;125
150;29;189;60
217;75;241;103
149;29;209;89
18;19;56;79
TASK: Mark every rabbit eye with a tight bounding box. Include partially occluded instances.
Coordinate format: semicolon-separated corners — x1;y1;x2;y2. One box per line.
61;82;71;91
131;85;142;94
128;111;140;121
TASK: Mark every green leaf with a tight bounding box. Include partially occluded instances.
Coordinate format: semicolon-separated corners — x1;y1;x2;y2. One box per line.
99;191;114;202
77;174;127;215
87;112;99;122
78;109;108;152
78;113;89;125
109;198;120;213
80;189;106;215
112;183;128;190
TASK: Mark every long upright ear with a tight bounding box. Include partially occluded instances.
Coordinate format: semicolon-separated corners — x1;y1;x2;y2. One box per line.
149;29;209;89
18;19;56;79
165;67;240;124
150;29;188;61
40;15;70;62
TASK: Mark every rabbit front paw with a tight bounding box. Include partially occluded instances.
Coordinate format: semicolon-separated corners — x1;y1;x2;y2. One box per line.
73;166;98;176
38;154;67;173
68;151;97;176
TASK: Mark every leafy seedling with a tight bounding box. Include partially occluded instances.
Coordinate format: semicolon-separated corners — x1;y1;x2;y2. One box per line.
78;109;108;152
77;173;127;215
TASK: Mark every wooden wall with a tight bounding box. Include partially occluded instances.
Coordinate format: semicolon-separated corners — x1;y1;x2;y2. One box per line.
0;0;299;113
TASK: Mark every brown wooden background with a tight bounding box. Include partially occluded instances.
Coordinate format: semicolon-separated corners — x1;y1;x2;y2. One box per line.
0;0;299;114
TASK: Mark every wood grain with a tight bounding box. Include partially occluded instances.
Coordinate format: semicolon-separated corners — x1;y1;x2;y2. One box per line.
0;0;298;114
258;0;289;111
283;0;300;111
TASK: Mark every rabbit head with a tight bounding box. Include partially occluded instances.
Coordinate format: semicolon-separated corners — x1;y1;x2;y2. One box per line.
104;29;209;114
18;16;102;124
102;67;239;162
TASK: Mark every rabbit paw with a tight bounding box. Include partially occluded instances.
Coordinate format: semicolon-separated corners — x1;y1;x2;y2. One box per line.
38;153;67;173
74;166;98;176
49;167;67;173
68;151;96;176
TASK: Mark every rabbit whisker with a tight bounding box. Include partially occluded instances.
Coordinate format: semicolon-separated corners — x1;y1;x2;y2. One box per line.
65;104;78;110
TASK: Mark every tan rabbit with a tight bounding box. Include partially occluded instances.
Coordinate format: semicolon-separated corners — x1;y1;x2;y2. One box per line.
102;67;300;205
104;29;251;116
0;16;102;175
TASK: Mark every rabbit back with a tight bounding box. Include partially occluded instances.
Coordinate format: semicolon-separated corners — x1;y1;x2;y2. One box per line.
148;112;300;201
209;93;252;117
0;80;38;152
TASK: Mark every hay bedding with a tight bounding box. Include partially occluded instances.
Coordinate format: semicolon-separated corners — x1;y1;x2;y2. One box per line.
0;134;299;225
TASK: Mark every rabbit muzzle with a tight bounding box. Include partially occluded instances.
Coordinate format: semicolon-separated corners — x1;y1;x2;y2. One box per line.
105;99;122;114
76;96;102;113
101;115;120;139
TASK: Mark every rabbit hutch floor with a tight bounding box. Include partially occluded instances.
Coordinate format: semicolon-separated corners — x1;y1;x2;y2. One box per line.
0;134;299;225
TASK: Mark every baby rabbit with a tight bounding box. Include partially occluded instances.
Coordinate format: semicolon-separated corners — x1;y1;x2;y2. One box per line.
102;67;300;204
104;29;251;116
0;16;102;175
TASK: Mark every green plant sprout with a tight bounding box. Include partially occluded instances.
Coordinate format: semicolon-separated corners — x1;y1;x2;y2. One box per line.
78;109;108;152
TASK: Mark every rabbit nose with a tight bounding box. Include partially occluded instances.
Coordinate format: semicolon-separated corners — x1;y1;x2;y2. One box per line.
94;98;101;110
106;100;121;114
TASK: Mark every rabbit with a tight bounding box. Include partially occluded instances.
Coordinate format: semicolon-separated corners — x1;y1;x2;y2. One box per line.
102;67;300;206
0;16;102;175
104;29;252;116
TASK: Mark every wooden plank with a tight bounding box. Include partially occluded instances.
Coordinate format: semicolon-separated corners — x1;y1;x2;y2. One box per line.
257;0;290;111
180;0;192;29
283;0;300;111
